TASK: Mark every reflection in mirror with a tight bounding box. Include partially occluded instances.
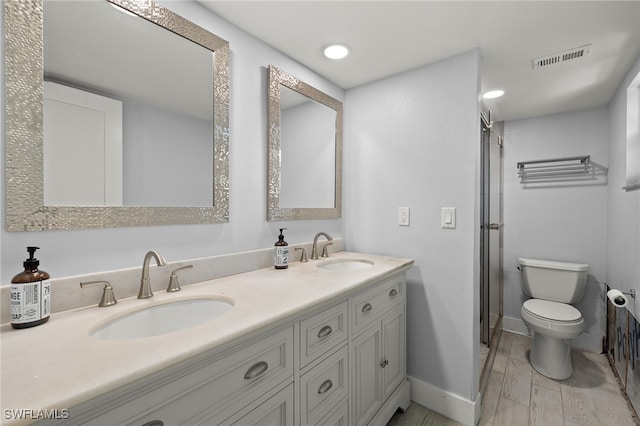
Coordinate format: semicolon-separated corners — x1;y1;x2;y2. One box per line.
279;86;336;208
267;65;343;221
43;1;214;206
4;0;230;230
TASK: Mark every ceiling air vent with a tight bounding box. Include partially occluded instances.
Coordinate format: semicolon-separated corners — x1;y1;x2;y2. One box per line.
532;44;592;69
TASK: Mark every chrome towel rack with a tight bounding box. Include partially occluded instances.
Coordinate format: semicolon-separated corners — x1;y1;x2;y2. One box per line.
517;155;592;180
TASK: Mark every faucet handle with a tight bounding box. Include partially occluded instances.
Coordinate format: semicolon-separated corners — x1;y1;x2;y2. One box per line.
167;265;193;292
295;247;308;262
80;280;117;307
321;242;333;258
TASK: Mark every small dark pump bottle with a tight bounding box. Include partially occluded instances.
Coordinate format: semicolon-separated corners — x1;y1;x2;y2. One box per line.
10;247;51;329
274;228;289;269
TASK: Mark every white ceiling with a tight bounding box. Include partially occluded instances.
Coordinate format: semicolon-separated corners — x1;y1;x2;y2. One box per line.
200;1;640;122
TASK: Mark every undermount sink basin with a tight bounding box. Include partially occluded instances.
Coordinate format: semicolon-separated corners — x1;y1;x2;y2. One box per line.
317;259;374;271
90;298;233;340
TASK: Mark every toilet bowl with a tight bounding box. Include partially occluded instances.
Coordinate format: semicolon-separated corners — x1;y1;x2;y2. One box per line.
518;258;589;380
521;299;584;379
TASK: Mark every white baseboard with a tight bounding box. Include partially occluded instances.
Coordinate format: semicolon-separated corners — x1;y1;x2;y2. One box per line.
407;375;480;426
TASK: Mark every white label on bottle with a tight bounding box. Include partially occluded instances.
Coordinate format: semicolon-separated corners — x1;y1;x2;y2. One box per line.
275;246;289;267
10;280;51;324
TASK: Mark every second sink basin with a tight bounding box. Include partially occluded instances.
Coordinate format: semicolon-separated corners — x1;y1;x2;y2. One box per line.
90;297;233;340
317;259;374;271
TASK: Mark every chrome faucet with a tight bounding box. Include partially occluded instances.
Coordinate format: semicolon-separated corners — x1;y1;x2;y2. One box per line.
138;250;167;299
311;232;333;260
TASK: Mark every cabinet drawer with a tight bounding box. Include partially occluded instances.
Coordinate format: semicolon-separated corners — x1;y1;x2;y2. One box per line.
351;274;404;335
82;326;294;426
300;345;349;425
222;383;294;426
319;399;349;426
300;301;348;368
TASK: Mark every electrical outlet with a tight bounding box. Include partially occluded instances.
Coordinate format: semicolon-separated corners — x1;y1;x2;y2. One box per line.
398;207;410;226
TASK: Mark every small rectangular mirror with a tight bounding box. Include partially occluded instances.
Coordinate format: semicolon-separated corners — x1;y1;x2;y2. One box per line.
267;65;343;221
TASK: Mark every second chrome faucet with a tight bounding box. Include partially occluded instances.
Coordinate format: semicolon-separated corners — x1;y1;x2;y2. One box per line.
138;250;167;299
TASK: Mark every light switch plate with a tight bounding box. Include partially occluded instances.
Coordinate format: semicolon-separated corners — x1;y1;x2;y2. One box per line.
398;207;410;226
441;207;456;229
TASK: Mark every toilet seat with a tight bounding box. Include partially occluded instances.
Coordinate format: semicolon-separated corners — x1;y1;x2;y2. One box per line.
522;299;582;323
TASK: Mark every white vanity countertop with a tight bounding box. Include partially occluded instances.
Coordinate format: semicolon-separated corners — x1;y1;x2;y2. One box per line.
0;251;413;424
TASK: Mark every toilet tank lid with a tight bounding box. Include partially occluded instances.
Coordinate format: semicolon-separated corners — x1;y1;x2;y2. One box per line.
518;258;589;272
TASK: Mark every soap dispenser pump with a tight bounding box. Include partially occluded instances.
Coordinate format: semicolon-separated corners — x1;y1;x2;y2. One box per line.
274;228;289;269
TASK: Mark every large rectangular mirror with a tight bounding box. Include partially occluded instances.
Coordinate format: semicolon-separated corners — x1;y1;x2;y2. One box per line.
4;0;230;231
267;65;343;221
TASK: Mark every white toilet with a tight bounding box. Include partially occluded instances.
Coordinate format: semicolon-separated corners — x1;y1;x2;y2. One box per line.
518;258;589;380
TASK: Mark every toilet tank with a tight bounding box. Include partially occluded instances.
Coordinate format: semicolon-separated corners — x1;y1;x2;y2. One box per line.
518;258;589;303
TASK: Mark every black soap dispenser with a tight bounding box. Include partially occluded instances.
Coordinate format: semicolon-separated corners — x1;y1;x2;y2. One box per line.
274;228;289;269
10;247;51;329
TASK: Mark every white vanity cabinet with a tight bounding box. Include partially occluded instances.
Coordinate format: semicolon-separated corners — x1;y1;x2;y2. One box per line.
351;275;407;426
42;271;408;426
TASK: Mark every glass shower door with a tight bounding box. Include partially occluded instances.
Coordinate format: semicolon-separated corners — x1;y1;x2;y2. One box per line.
480;114;503;348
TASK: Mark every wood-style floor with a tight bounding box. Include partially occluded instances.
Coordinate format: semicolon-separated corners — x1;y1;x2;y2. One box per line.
388;332;638;426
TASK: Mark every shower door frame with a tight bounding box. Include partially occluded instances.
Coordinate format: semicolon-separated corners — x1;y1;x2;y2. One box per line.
479;112;504;389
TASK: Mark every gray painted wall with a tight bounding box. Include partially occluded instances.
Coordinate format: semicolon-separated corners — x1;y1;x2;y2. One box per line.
344;50;482;402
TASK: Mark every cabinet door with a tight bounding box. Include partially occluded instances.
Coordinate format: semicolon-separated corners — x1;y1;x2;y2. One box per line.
381;305;405;400
352;324;382;426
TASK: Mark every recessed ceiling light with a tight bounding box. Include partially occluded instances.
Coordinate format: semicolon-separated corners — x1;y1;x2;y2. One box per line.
324;44;350;60
483;90;505;99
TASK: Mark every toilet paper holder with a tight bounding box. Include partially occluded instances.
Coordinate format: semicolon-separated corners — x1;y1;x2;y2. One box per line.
607;288;636;309
605;285;635;299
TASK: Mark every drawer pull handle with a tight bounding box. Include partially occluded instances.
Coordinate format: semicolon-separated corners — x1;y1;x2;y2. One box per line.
141;422;164;426
318;379;333;395
244;361;269;380
362;303;373;313
389;289;398;297
380;359;389;368
317;325;333;339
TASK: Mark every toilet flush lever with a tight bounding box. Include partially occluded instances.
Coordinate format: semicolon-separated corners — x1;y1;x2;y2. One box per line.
167;265;193;292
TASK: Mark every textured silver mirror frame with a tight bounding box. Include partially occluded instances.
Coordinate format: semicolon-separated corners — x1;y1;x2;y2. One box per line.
4;0;230;231
267;65;343;221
